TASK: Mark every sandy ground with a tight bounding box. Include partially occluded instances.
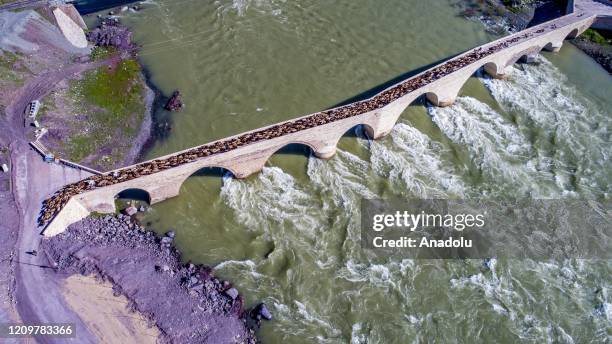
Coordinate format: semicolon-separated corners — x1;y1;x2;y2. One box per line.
43;215;256;343
62;275;159;343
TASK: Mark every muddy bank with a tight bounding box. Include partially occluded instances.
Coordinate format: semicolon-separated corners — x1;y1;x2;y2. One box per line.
123;84;155;165
42;215;257;344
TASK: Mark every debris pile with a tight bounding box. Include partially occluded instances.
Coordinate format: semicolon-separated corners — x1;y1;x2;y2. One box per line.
86;18;133;51
39;19;567;226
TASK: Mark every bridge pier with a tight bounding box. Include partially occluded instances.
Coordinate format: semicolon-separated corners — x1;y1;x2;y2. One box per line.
226;159;267;179
149;183;182;204
314;145;337;159
519;52;539;63
426;82;463;107
484;61;511;79
365;98;411;138
543;41;564;52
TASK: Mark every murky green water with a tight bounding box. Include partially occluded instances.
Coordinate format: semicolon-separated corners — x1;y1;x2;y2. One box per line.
105;0;611;342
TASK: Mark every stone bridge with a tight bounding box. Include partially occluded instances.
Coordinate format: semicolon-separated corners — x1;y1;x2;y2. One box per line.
41;9;609;236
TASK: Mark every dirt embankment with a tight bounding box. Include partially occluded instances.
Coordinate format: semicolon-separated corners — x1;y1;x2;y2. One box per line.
0;10;154;172
38;18;155;171
42;215;257;344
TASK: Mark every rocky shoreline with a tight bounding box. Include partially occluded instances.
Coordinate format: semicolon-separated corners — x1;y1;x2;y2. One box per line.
42;215;258;343
570;33;612;72
480;0;611;72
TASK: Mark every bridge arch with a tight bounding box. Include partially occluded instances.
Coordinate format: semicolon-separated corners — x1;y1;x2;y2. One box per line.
115;188;152;204
566;28;580;39
176;166;236;195
543;41;563;52
350;123;376;140
267;142;317;160
425;75;471;107
483;61;507;79
322;123;376;154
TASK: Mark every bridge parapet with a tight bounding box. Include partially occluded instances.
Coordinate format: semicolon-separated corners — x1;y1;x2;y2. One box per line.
40;12;598;237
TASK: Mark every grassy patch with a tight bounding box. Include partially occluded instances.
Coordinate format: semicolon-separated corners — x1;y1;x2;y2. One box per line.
0;50;26;84
580;29;611;46
36;94;57;122
65;58;145;165
66;134;95;162
90;46;118;61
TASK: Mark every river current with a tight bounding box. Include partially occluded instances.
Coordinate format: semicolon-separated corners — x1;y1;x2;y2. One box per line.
91;0;611;342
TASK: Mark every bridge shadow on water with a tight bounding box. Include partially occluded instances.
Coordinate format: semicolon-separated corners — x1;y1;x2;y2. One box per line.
117;188;151;204
327;54;459;109
273;143;314;157
191;167;232;178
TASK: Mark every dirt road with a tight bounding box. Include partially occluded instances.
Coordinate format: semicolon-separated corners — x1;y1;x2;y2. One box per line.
11;143;97;343
1;53;149;342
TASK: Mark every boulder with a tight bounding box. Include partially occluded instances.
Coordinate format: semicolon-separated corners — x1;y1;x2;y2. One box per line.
124;206;138;216
161;236;173;244
251;303;272;321
224;288;239;300
164;90;184;111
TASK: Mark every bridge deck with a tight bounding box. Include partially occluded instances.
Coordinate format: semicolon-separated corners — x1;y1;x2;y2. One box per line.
39;10;602;234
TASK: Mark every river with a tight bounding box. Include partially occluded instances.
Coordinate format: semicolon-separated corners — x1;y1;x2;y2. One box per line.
90;0;611;342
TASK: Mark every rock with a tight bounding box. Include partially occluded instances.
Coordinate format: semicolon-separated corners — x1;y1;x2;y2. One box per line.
161;236;173;244
251;303;272;321
121;6;128;12
224;288;239;300
139;206;145;212
125;206;138;216
164;90;184;112
87;19;133;50
190;283;204;293
166;230;176;238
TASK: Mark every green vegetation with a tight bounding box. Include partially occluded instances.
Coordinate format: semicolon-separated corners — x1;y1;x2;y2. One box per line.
66;59;145;164
500;0;537;13
580;29;611;46
0;50;27;85
90;46;118;61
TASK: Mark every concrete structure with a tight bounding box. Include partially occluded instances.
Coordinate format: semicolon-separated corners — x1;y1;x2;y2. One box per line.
570;0;612;29
42;10;605;237
52;4;87;48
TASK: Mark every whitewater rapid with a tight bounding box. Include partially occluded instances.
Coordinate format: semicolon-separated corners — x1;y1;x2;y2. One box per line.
209;53;610;343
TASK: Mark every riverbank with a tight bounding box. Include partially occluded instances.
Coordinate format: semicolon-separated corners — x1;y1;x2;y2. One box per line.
463;0;612;72
0;6;257;343
42;214;257;343
570;28;612;72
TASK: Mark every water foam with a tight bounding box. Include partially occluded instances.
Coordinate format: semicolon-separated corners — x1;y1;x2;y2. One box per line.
427;96;562;196
221;167;321;238
481;57;611;197
370;123;467;198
